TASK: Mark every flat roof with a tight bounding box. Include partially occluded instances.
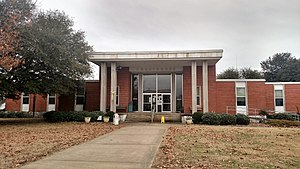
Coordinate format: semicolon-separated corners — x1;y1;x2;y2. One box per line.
88;49;223;63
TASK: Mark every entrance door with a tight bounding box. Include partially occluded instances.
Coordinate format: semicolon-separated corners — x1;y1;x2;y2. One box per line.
143;93;171;112
143;93;157;112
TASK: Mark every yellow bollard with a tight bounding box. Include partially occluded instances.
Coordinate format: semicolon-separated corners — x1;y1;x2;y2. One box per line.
161;116;165;124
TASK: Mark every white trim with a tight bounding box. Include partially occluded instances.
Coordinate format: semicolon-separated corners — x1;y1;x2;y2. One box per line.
89;50;223;62
47;94;56;112
217;79;265;82
21;93;30;112
235;82;248;115
116;86;119;106
274;84;285;113
266;82;300;85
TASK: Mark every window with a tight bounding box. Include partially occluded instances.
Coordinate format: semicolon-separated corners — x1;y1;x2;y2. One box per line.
75;87;85;105
116;86;119;106
22;94;30;105
131;74;138;111
48;94;56;105
236;87;246;106
196;86;201;106
275;90;284;106
176;74;183;112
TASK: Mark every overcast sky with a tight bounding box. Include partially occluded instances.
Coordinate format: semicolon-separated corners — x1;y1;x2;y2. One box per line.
39;0;300;79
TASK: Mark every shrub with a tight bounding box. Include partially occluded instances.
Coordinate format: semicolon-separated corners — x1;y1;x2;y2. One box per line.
220;114;236;125
235;114;250;125
192;112;203;124
268;113;294;121
266;119;300;127
202;113;220;125
105;111;115;122
259;110;268;116
43;111;104;122
0;111;31;118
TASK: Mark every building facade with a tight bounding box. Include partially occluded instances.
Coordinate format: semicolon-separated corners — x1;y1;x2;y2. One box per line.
4;50;300;115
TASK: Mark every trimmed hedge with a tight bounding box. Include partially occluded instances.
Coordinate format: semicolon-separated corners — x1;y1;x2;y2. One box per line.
266;119;300;127
220;114;236;125
267;113;295;121
0;111;32;118
235;114;250;125
192;112;203;124
202;113;220;125
43;111;104;122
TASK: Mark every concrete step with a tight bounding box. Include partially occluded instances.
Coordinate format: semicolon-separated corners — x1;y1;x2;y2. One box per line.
125;112;181;122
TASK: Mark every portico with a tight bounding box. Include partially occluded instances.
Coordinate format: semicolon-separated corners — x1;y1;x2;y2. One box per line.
89;50;223;113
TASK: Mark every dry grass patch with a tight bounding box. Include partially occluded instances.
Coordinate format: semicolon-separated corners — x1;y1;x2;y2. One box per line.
0;122;123;169
153;125;300;169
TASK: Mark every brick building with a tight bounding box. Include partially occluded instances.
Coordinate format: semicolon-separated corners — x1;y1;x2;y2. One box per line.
4;50;300;115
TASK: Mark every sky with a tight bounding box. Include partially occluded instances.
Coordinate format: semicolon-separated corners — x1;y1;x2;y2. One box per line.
39;0;300;80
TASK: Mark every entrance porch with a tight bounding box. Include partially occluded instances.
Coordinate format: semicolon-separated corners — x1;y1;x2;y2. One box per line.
89;50;223;114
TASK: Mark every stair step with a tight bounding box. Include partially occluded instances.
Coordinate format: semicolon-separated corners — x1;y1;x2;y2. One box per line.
125;112;181;122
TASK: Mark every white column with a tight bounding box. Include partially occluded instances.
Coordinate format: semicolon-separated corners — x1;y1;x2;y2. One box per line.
191;61;197;114
100;63;107;112
202;60;209;113
171;73;176;112
110;62;117;112
138;74;143;112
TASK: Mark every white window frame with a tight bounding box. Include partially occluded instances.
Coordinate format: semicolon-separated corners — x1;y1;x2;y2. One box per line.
47;94;56;111
75;88;85;111
196;86;201;107
116;86;119;106
235;82;247;115
274;85;285;113
21;93;30;112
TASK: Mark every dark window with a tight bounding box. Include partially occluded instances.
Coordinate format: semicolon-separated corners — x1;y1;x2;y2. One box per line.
275;98;284;106
49;97;55;104
132;74;138;111
76;97;84;105
176;74;183;112
237;97;246;106
23;98;29;104
143;75;156;93
274;90;284;107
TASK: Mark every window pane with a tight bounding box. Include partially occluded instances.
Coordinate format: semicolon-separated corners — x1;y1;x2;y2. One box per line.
49;97;55;104
176;74;183;112
237;87;246;97
163;104;171;111
76;97;84;104
23;97;29;104
197;96;200;106
197;86;200;96
237;97;246;106
275;90;283;98
163;95;170;103
158;75;171;93
275;98;284;106
143;75;156;93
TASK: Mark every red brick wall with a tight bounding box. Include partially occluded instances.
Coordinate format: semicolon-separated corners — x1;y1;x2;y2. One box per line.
58;94;75;111
265;84;274;111
117;67;131;112
183;66;192;113
96;67;131;112
5;98;21;111
215;81;235;114
5;94;55;112
247;82;267;111
285;85;300;113
208;65;217;112
32;94;47;112
85;82;100;111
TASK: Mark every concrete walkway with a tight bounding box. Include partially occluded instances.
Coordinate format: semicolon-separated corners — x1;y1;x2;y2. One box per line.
21;124;168;169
